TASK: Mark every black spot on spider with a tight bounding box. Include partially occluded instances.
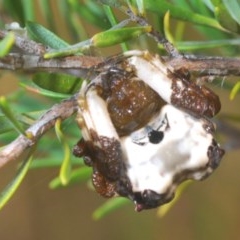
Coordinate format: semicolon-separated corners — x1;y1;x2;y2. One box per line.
148;129;164;144
133;189;174;211
207;139;225;169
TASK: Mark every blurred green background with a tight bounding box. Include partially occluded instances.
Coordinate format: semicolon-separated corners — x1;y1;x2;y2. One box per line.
1;1;240;239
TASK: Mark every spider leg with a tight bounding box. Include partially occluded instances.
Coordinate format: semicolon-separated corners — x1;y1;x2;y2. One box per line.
126;51;221;119
77;80;124;181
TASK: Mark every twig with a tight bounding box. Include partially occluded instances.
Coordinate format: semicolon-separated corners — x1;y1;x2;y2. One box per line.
1;53;240;78
0;53;103;78
0;96;78;168
163;55;240;77
0;30;46;55
98;0;181;57
1;21;240;78
124;9;181;57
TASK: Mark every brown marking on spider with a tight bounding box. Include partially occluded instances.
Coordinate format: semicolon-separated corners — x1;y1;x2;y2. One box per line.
99;65;165;136
74;50;225;211
169;69;221;118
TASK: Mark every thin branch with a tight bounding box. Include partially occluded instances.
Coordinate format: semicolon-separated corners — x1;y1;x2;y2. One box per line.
0;53;103;78
1;26;240;78
1;53;240;78
0;30;47;55
0;96;78;168
123;8;181;57
100;0;181;57
163;55;240;77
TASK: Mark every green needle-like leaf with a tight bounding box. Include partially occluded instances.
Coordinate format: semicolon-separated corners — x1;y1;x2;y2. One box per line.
32;72;82;94
230;81;240;100
44;40;89;59
157;181;191;217
22;0;35;21
0;96;25;135
171;38;240;51
26;21;69;49
163;11;174;45
49;167;92;189
2;0;25;24
20;82;71;99
214;2;239;33
0;155;33;210
44;26;150;58
222;0;240;25
93;198;130;220
103;5;129;51
55;119;71;185
0;32;15;57
91;26;151;47
30;156;82;169
144;0;225;31
0;115;15;134
135;0;145;15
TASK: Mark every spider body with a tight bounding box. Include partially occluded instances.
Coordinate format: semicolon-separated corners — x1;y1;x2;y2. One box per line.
73;51;224;211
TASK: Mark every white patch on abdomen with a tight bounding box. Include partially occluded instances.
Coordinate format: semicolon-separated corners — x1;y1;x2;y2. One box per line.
121;105;212;194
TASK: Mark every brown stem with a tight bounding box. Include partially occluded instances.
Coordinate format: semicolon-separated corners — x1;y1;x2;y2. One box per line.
0;30;46;55
1;29;240;78
0;96;78;168
164;55;240;77
1;53;240;78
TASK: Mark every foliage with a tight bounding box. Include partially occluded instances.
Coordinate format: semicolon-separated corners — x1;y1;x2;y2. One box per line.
0;0;240;218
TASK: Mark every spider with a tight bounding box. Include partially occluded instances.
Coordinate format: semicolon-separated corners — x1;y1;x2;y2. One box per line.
73;50;224;211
